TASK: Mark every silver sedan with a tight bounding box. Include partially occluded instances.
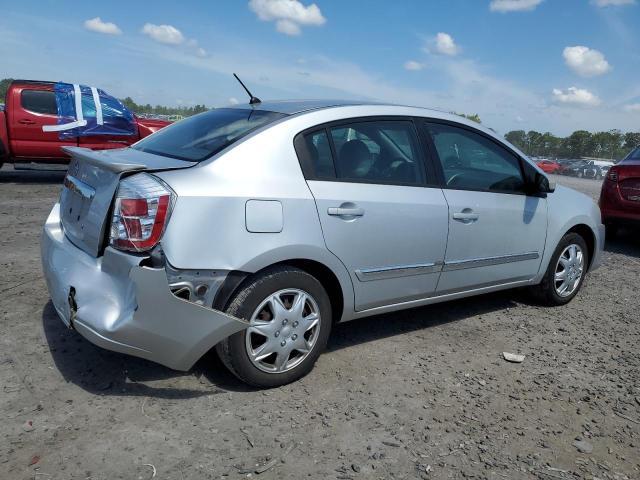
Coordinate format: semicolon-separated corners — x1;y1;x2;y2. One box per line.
41;100;604;387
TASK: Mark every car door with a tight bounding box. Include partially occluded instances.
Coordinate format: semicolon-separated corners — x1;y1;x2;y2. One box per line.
8;85;77;161
422;121;547;293
295;118;449;311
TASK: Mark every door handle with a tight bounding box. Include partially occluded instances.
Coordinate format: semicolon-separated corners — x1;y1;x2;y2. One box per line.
452;211;479;223
18;119;36;125
327;207;365;217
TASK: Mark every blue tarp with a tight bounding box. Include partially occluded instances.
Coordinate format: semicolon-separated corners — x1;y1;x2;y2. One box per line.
52;82;136;139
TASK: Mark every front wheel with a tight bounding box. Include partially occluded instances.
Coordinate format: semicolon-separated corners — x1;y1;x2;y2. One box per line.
216;266;332;387
529;232;589;306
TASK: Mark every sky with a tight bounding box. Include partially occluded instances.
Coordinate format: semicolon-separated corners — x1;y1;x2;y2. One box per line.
0;0;638;136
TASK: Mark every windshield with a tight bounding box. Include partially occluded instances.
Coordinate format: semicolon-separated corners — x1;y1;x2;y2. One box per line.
132;108;288;161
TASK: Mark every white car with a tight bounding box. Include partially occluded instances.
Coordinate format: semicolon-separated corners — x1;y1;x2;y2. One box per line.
41;100;604;386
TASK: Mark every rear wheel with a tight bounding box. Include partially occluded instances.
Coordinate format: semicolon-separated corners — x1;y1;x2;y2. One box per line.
216;266;332;387
529;232;588;306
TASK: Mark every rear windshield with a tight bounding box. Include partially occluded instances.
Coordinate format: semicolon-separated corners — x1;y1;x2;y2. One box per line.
132;108;287;162
625;147;640;161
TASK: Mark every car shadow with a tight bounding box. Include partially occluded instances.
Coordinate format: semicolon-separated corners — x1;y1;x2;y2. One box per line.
327;291;520;352
44;290;521;397
0;166;66;184
604;226;640;259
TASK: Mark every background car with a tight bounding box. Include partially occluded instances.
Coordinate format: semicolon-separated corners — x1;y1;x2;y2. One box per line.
536;159;562;174
0;79;170;169
600;146;640;235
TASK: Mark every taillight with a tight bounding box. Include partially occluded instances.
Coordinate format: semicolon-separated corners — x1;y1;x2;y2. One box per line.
110;173;175;252
607;167;618;183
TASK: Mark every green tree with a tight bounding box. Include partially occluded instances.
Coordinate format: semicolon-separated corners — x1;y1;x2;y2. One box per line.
452;112;482;124
0;78;14;103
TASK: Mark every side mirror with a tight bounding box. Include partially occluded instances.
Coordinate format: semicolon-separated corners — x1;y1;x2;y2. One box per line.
535;172;555;194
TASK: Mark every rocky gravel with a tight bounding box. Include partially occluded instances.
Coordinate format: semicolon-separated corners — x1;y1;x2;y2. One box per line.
1;166;638;479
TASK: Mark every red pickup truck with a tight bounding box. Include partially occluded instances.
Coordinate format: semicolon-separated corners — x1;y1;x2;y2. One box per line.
0;80;169;168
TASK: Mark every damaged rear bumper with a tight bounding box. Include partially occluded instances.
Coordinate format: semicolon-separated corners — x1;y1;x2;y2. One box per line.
41;203;248;371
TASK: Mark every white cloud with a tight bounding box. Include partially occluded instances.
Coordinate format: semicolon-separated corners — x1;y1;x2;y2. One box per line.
490;0;544;12
428;32;459;56
141;23;185;45
552;87;601;106
276;19;301;35
592;0;636;7
249;0;326;36
563;46;611;77
228;97;240;105
84;17;122;35
623;103;640;112
404;60;425;71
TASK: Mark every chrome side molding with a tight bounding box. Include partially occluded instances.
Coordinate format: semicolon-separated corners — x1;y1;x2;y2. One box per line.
355;252;540;281
355;262;442;282
442;252;539;271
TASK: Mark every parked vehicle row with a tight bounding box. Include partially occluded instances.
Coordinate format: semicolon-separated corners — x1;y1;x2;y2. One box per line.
535;158;613;180
0;80;169;168
41;99;604;387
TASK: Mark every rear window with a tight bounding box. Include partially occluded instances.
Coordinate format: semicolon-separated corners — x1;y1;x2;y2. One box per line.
625;147;640;161
132;108;287;162
21;90;58;115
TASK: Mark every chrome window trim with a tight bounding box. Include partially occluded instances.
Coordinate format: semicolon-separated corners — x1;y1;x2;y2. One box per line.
355;252;539;281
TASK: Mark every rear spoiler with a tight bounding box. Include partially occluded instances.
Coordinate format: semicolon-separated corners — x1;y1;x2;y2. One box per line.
62;147;146;173
62;146;196;173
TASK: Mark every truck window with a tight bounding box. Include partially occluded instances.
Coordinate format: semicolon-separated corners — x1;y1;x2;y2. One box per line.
21;90;58;115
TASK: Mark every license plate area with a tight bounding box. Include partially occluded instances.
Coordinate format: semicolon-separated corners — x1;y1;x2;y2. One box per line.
60;175;96;240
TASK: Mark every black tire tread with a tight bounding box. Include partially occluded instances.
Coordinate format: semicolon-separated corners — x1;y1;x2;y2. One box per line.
215;265;331;387
529;232;588;306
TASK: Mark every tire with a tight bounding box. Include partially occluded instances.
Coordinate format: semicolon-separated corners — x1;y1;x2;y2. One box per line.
605;223;619;239
216;266;332;387
529;232;589;306
577;171;583;178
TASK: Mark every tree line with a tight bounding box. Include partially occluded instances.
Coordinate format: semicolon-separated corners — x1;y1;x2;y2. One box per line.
505;129;640;161
119;97;208;117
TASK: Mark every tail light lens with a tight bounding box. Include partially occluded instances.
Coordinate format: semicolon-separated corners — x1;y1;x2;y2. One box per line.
110;173;175;252
607;167;618;183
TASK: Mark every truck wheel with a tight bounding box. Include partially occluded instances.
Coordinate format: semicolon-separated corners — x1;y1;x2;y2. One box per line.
216;266;332;387
529;232;589;306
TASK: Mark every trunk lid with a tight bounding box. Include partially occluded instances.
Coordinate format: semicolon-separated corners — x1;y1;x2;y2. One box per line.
59;146;194;256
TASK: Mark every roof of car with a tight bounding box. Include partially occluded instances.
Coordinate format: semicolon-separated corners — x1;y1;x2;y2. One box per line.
230;99;397;115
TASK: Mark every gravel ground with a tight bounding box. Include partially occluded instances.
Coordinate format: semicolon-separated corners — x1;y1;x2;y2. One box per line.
1;166;638;480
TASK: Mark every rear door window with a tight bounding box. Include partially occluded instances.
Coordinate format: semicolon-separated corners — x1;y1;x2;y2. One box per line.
21;90;57;115
296;120;426;186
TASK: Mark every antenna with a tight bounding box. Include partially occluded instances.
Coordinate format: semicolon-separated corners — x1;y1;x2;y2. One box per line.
233;73;261;105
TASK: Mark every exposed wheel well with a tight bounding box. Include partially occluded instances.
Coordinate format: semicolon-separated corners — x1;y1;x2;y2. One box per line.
215;259;345;324
273;259;344;324
566;224;596;270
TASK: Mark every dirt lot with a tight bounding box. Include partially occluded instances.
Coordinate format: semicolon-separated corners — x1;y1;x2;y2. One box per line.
1;166;638;480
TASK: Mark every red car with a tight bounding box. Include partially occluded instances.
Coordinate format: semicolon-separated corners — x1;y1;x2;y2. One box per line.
0;80;170;168
599;147;640;235
536;159;562;174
